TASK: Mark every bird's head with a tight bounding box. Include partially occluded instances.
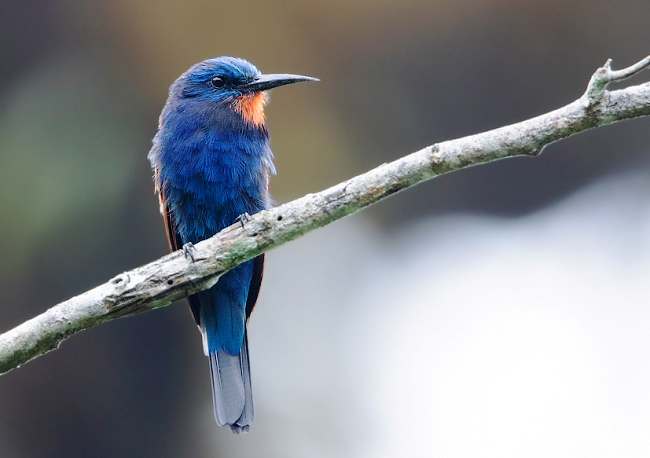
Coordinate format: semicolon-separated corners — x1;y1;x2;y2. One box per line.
169;57;317;127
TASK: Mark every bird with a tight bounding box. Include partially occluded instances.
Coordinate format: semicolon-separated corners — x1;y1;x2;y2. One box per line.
148;57;317;433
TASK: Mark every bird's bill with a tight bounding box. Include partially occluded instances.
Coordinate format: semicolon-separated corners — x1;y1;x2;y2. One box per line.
240;74;319;92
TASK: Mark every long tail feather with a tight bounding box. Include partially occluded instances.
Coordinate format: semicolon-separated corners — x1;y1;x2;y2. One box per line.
209;333;254;433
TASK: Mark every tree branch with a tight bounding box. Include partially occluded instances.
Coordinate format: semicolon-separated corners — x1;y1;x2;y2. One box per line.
2;55;650;375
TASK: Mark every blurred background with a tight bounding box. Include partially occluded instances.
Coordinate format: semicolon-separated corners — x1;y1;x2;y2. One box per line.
0;1;649;457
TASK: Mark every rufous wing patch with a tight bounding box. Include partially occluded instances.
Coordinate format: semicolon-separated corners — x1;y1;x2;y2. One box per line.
233;92;268;126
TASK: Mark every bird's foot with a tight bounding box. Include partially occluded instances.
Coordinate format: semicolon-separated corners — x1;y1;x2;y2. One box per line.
182;242;197;262
235;212;251;228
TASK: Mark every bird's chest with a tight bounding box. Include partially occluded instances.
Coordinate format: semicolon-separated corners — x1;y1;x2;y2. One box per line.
161;136;270;242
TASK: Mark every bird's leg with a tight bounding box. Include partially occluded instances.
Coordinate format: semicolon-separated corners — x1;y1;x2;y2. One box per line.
182;242;197;262
235;212;251;228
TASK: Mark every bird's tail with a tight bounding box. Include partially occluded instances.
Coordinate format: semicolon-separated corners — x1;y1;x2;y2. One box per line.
208;333;254;434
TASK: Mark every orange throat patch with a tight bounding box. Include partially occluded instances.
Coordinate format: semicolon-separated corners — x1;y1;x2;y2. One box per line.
233;92;268;127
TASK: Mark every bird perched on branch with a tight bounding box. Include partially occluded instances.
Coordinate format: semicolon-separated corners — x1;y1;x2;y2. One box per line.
148;57;317;433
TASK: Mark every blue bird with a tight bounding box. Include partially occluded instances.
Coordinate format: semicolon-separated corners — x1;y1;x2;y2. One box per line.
148;57;317;433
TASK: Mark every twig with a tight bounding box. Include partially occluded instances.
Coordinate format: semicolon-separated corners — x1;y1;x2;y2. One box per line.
583;55;650;104
1;55;650;375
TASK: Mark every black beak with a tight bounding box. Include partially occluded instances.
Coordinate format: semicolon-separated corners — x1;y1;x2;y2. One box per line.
240;73;319;93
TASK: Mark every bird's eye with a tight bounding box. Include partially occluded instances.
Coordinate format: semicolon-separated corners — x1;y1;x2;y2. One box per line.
211;76;225;88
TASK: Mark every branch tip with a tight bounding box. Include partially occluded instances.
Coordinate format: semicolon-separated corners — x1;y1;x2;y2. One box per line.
603;58;613;71
608;55;650;82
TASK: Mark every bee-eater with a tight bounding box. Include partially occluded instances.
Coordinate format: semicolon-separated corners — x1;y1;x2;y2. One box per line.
148;57;317;433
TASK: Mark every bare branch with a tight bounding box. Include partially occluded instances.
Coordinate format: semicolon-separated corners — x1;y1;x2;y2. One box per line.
1;55;650;375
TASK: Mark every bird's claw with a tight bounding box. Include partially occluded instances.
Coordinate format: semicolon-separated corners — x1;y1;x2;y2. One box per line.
235;212;251;228
183;242;197;262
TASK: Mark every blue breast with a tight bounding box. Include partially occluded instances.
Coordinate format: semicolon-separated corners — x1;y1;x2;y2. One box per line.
156;106;272;242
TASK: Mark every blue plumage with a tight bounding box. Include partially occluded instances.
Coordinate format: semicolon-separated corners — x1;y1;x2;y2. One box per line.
148;57;316;433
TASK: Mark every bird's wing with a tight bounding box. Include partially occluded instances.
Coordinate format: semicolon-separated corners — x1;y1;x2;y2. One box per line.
153;166;182;251
246;254;264;320
156;180;203;325
159;191;182;253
